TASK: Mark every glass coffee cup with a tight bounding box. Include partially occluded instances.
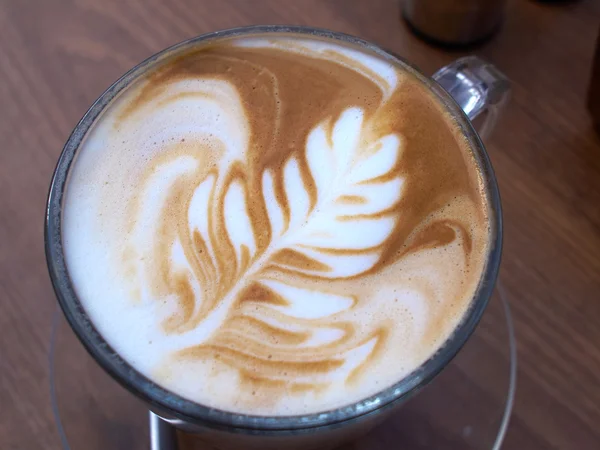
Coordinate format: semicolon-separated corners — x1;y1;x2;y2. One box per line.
45;25;509;450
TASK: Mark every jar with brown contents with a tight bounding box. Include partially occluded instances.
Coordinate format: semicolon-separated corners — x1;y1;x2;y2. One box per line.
403;0;507;46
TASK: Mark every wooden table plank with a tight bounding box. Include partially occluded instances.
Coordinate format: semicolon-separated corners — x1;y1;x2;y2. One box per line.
1;0;599;449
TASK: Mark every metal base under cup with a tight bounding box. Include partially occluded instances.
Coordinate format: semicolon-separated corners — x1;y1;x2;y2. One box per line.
50;282;516;450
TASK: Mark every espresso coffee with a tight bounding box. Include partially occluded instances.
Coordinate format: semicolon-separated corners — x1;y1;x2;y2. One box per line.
62;33;490;416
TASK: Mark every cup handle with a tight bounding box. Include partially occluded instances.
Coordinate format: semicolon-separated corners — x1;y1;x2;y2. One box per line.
433;56;511;140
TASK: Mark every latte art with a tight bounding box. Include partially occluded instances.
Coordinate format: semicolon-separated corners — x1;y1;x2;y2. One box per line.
63;34;490;415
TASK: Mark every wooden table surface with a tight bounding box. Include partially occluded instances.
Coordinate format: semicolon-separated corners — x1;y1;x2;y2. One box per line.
1;0;600;449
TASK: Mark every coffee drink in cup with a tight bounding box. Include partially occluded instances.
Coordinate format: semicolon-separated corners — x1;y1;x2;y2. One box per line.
62;33;490;416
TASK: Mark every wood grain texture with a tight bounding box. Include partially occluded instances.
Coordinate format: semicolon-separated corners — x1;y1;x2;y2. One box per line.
1;0;599;449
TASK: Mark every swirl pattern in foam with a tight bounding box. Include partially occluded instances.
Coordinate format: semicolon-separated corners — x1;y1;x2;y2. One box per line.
62;34;490;415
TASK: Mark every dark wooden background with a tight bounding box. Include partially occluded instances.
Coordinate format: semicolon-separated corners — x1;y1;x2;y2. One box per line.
1;0;599;449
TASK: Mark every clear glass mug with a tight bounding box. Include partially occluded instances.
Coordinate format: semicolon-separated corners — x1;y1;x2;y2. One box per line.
45;25;509;450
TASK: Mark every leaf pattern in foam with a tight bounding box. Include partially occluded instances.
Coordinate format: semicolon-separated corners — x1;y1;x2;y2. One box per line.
173;107;403;384
263;107;404;279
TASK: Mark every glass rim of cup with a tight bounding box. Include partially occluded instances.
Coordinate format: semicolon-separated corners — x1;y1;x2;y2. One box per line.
45;24;502;432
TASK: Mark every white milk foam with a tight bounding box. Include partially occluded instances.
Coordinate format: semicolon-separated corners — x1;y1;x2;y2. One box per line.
62;35;488;416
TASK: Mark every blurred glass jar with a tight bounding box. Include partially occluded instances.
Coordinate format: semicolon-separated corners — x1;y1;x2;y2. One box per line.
403;0;507;46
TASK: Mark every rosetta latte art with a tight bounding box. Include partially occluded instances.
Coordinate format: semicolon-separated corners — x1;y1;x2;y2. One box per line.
132;104;403;387
63;34;490;415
